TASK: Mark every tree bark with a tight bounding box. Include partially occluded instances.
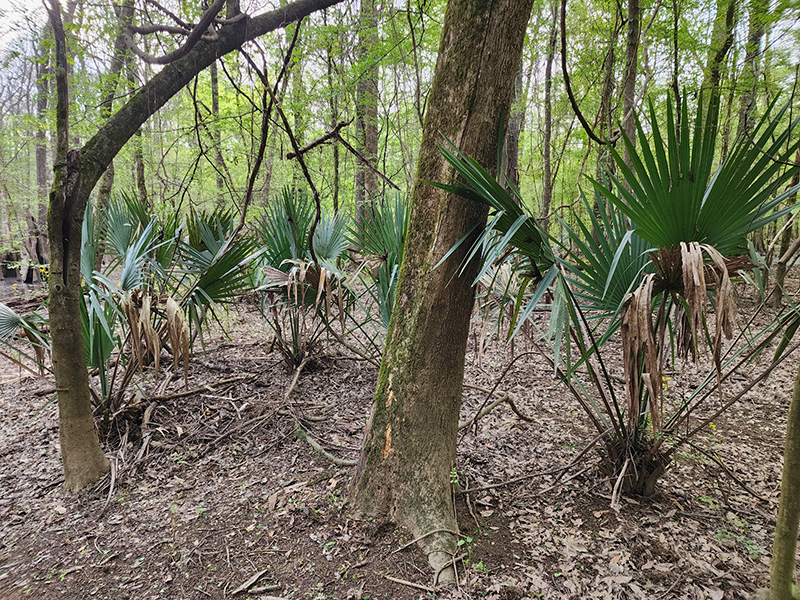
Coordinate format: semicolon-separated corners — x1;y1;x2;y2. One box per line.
47;0;109;492
540;0;558;231
354;0;379;222
768;360;800;600
701;0;736;111
502;61;524;192
769;151;800;307
621;0;641;169
351;0;533;581
34;31;52;270
736;0;767;140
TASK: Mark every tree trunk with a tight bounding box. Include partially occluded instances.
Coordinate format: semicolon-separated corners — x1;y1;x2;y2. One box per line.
736;0;767;140
540;0;558;232
502;61;524;191
354;0;379;222
210;59;225;201
47;0;109;493
621;0;641;169
768;360;800;600
701;0;736;110
351;0;533;581
769;152;800;307
34;32;52;270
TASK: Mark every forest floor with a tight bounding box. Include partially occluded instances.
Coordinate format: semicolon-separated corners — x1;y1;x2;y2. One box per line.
0;281;797;600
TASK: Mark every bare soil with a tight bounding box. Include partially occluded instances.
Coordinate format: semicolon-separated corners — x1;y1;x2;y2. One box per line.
0;285;797;600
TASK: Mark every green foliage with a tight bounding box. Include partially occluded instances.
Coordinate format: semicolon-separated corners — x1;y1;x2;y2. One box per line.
348;195;410;328
438;94;800;496
593;95;800;257
255;188;353;368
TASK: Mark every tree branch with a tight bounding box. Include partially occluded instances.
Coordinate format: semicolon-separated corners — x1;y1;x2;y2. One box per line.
125;0;226;65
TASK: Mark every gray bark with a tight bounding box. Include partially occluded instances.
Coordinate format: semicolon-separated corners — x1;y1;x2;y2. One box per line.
352;0;534;580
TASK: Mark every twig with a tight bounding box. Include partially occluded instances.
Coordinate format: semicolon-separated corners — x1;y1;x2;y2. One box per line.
382;575;435;593
146;375;253;402
684;440;768;503
459;385;534;430
287;119;353;159
334;132;401;191
230;568;269;595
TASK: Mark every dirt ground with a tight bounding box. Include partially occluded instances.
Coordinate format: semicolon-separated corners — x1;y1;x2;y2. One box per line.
0;282;797;600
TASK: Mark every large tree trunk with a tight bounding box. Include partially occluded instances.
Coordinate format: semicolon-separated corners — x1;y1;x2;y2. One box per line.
768;360;800;600
47;0;109;492
351;0;533;581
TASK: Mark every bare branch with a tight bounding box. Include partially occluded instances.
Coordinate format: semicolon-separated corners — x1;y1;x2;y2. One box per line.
125;0;225;65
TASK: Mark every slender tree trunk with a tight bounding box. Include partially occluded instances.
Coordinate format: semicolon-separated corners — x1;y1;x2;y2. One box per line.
701;0;737;110
47;0;109;493
737;0;767;140
325;12;340;213
540;0;558;231
502;61;524;191
769;149;800;307
621;0;641;169
210;60;225;201
34;33;52;269
355;0;379;222
768;360;800;600
352;0;533;581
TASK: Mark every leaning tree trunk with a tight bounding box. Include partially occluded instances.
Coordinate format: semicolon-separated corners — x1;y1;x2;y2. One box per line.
47;0;109;492
768;360;800;600
351;0;533;582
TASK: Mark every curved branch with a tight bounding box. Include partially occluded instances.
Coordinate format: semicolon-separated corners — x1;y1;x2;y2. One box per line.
128;24;190;36
143;0;191;30
125;0;225;65
560;0;612;146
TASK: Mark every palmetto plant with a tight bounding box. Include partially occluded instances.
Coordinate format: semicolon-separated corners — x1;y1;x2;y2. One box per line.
254;188;353;368
440;93;800;496
348;195;410;328
1;193;257;416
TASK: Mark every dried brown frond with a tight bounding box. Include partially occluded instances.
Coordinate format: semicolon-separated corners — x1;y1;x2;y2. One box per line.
165;296;190;384
121;292;143;372
139;294;161;372
622;273;662;434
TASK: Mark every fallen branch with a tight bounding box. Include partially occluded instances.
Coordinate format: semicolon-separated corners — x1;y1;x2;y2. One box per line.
459;385;534;430
383;575;435;593
284;358;357;466
230;568;269;595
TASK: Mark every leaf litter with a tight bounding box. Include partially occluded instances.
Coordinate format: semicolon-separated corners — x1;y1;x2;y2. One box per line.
0;285;796;599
